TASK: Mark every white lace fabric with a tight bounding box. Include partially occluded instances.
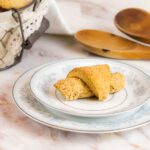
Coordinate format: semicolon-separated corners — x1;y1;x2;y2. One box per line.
0;0;49;69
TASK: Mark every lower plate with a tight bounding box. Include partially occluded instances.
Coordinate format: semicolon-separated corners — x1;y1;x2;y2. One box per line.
12;62;150;133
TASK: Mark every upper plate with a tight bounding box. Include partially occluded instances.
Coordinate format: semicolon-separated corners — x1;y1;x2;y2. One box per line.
30;58;150;117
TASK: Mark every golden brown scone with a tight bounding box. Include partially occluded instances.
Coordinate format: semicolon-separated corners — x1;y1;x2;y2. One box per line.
0;0;31;9
67;65;111;100
110;72;125;93
54;77;94;100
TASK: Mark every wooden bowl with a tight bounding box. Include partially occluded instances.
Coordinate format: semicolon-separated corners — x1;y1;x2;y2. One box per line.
115;8;150;40
75;30;150;60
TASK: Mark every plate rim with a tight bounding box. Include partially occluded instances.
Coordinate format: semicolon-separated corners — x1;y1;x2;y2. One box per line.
30;58;150;117
13;98;150;134
12;63;150;133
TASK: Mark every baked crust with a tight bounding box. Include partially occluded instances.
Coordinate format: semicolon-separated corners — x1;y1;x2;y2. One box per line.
110;72;125;93
54;64;125;101
54;77;94;100
0;0;31;9
67;65;111;100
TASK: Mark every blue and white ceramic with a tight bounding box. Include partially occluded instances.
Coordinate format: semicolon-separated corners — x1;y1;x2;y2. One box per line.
12;64;150;133
30;59;150;117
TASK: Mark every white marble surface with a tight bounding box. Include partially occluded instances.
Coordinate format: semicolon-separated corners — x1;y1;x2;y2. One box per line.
0;0;150;149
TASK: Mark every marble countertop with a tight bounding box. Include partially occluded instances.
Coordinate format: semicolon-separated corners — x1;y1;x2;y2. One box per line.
0;0;150;149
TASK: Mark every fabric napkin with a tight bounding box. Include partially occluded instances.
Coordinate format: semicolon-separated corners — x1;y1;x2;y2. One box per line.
45;0;73;35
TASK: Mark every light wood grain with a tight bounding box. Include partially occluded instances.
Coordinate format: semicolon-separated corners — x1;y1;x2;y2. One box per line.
75;30;150;59
115;8;150;41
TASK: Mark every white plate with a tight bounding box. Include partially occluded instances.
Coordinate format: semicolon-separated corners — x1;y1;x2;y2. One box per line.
13;65;150;133
30;58;150;117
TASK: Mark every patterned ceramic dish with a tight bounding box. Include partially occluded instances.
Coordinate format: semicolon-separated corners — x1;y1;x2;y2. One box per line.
30;58;150;117
12;65;150;133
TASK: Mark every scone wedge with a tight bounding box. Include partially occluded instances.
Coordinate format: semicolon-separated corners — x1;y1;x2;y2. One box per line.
110;72;125;93
54;77;94;100
67;65;111;100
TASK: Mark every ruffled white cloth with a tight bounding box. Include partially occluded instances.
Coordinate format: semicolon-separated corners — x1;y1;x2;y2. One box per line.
45;0;73;35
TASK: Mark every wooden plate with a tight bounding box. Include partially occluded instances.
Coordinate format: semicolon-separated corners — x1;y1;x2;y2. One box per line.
75;30;150;59
115;8;150;40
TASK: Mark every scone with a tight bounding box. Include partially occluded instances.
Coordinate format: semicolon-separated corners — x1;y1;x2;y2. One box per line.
54;72;125;100
0;0;31;9
67;65;111;100
54;64;125;101
54;77;94;100
110;72;125;93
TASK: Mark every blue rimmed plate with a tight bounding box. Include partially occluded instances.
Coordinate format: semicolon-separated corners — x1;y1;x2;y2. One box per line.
13;64;150;133
30;58;150;117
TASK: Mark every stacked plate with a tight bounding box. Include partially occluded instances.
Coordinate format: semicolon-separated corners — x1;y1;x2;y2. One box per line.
13;58;150;133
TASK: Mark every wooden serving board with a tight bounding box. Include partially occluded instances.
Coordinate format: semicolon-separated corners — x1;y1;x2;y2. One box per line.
75;30;150;60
